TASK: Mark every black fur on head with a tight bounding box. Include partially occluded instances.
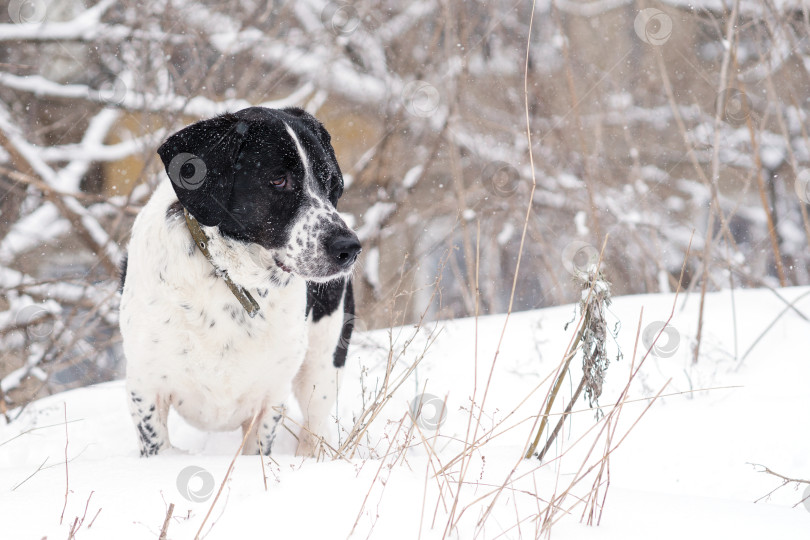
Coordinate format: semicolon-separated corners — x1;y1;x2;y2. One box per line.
157;113;246;227
157;106;358;282
158;106;344;229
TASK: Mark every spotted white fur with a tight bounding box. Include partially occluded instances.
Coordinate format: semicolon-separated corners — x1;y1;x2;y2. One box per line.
122;166;356;457
121;181;303;453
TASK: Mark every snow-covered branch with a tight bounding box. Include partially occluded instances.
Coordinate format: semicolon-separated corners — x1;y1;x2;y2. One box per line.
0;72;315;117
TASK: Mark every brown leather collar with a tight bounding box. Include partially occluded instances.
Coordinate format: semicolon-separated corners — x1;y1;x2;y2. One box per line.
183;208;260;318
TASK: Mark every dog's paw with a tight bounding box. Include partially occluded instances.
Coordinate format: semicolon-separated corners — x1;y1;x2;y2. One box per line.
295;433;320;458
139;444;181;458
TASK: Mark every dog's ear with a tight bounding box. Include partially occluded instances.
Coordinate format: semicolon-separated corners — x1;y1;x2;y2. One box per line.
157;114;248;226
283;107;344;206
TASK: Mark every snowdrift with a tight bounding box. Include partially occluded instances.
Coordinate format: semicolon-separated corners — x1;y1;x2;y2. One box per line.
1;287;809;539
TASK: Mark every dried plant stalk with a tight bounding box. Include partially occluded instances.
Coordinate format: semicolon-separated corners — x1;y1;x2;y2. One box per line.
526;268;613;461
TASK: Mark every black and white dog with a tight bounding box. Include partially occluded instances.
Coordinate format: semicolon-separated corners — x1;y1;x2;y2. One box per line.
119;107;360;457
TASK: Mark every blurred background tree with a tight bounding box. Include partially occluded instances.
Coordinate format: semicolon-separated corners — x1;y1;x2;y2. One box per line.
1;0;809;411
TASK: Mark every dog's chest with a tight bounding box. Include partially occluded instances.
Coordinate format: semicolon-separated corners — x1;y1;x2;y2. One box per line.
120;182;316;431
176;284;307;369
125;269;308;430
172;281;307;410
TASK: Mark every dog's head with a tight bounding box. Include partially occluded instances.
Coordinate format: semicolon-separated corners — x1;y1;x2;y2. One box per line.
157;107;361;285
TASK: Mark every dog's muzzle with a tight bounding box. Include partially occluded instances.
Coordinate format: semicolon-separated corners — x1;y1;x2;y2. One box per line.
326;232;361;269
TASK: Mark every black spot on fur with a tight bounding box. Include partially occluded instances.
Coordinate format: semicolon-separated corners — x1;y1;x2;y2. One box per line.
306;279;353;367
166;200;184;222
119;254;128;292
306;279;346;322
131;392;165;457
224;303;244;323
333;280;354;368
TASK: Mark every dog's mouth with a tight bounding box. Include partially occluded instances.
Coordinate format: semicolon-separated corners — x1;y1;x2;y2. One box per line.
273;257;293;274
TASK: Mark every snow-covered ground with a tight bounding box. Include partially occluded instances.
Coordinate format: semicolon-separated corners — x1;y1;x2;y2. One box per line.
1;287;809;539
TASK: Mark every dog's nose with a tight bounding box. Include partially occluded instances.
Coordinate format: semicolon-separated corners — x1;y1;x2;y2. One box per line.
327;233;361;268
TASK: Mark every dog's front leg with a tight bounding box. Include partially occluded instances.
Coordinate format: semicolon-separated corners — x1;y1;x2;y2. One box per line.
294;281;353;457
128;386;171;457
293;359;343;458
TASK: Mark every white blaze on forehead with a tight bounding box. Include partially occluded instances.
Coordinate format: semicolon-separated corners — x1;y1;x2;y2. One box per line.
279;120;354;280
283;121;312;183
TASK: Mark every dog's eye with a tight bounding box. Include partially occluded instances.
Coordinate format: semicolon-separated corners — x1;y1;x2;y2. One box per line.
270;176;287;188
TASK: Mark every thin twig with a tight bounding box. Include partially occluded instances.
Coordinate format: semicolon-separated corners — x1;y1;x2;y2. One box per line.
159;503;174;540
350;414;408;537
60;402;69;525
739;69;787;286
739;289;810;365
194;410;259;540
257;433;268;491
67;516;79;540
537;375;587;462
525;311;589;458
88;507;102;529
11;456;49;491
443;1;540;535
750;463;810;485
694;0;742;364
